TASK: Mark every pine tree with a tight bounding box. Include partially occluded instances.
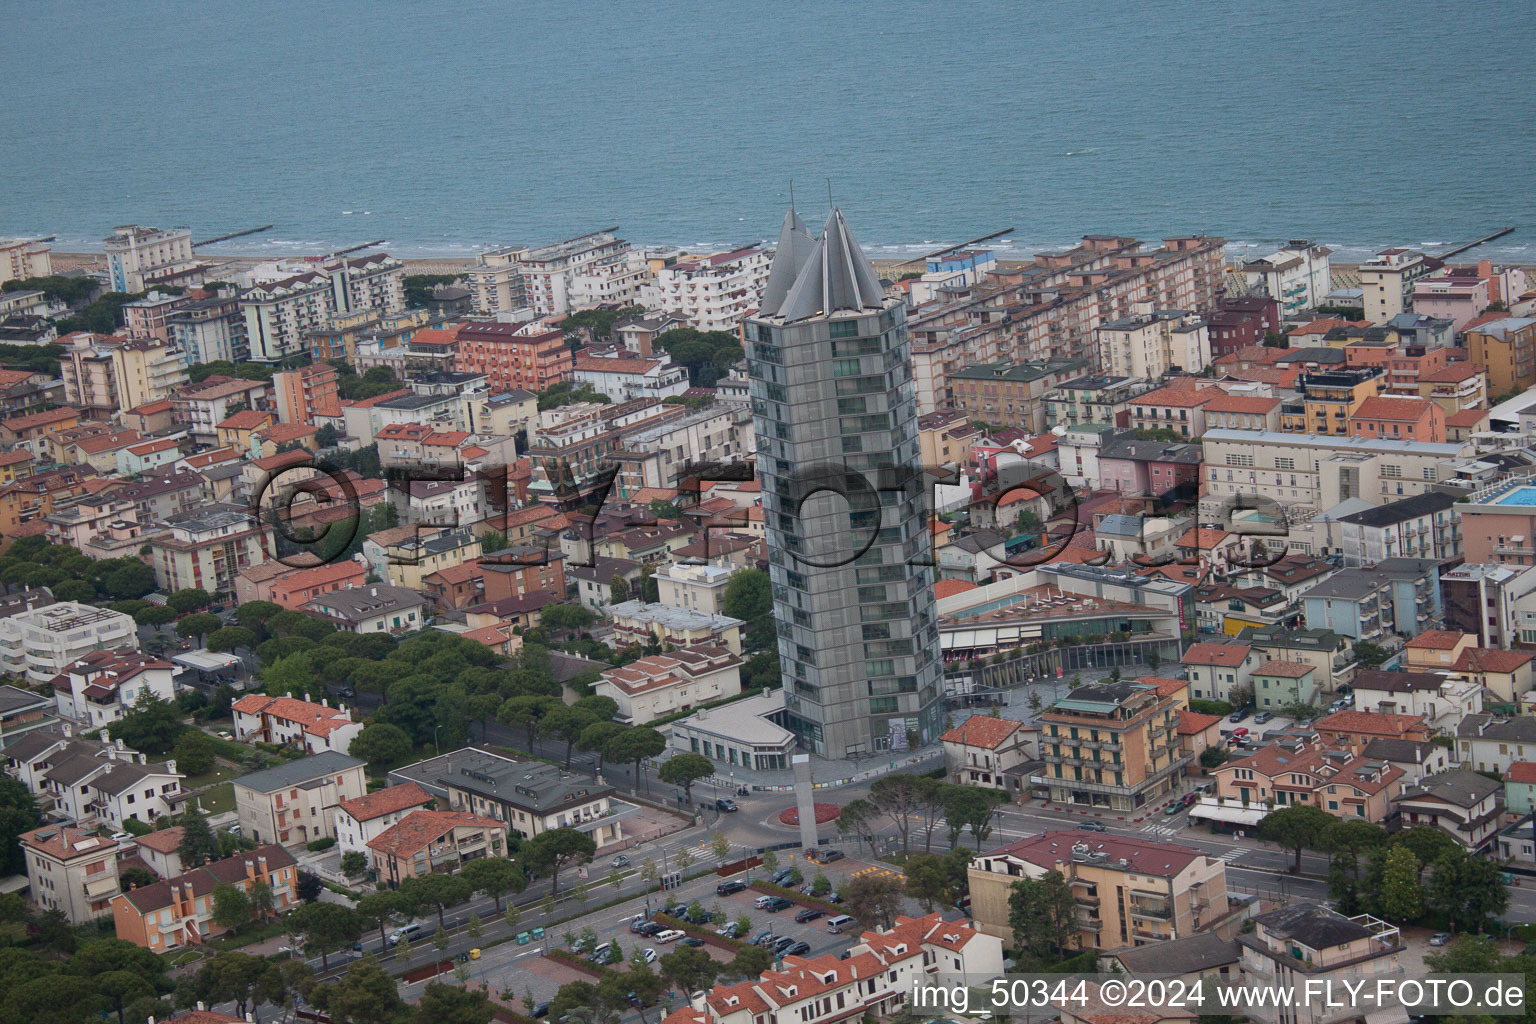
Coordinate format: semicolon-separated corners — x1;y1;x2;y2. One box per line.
178;812;222;866
1380;846;1423;923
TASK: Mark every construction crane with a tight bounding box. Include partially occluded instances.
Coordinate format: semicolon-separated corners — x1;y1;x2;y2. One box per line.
192;225;273;248
893;228;1015;268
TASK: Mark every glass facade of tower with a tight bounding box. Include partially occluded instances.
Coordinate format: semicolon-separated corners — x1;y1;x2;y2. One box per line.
749;300;944;758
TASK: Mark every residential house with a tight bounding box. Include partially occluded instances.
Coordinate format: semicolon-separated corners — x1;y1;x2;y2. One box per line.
1251;660;1317;710
1392;768;1502;851
1211;739;1404;822
1299;558;1442;642
52;649;176;729
306;585;427;635
1312;710;1431;754
1455;715;1536;775
110;846;298;950
333;781;436;866
150;504;274;598
131;827;187;880
21;825;121;923
1237;903;1403;1024
366;809;510;886
593;646;743;725
232;751;368;847
1180;642;1259;703
231;695;363;756
940;715;1038;794
1349;669;1480;734
1359;738;1451;785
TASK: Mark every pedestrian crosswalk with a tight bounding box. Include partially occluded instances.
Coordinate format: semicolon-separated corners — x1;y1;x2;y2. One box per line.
1216;848;1245;864
1139;823;1180;837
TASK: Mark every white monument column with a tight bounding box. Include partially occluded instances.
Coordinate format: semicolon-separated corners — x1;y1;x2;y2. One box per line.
792;754;818;854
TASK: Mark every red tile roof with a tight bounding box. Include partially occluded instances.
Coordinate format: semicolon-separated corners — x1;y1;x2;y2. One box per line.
217;409;274;430
940;716;1025;749
1352;395;1435;421
1181;642;1251;667
1177;709;1223;735
337;782;434;823
1255;659;1312;678
1505;762;1536;784
1446;408;1490;427
1404;630;1469;650
990;830;1205;877
366;809;504;859
1314;710;1426;736
133;826;186;853
1452;647;1535;674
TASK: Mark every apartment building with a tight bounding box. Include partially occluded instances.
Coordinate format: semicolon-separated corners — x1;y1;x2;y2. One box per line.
1238;903;1403;1024
463;246;528;315
4;727;184;829
1096;304;1210;379
610;402;753;493
1180;642;1260;702
1447;479;1536;567
1358;248;1439;324
167;294;247;364
1418;361;1486;413
171;375;273;444
1127;379;1223;439
233;751;368;847
1347;395;1445;443
518;230;635;315
1037;679;1188;812
1412;262;1524;331
273;362;342;424
1441;562;1536;648
1278;367;1384;437
150;504;273;598
111;847;298;950
1333;491;1460;566
390;748;627;847
908;234;1226;417
0;602;137;683
0;237;52;284
333;781;436;864
1213;738;1404;821
242;272;333;362
1042;373;1154;429
571;352;689;402
1392;768;1501;851
1242;242;1333;316
323;252;405;314
104;225;195;293
1351;669;1480;733
969;831;1228;951
606;600;744;654
232;695;363;756
20;825;120;923
1201;393;1282;432
60;333;188;416
1301;558;1441;641
526;400;685;506
949;359;1088;433
1466;317;1536;399
646;246;771;330
593;646;742;725
306;584;427;635
940;715;1037;793
453;321;572;392
651;561;733;614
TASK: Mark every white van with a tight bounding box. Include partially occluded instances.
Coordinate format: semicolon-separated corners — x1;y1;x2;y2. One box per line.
826;915;856;934
387;923;422;946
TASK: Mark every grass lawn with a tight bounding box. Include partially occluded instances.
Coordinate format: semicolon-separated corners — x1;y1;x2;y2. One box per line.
184;760;240;790
196;781;235;815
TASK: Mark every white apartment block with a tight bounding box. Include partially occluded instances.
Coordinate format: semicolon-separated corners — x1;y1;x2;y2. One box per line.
324;253;406;314
20;825;120;924
519;230;635;315
566;249;650;310
1242;242;1332;317
1358;248;1437;324
104;225;196;293
572;352;689;402
646;247;771;330
332;781;435;866
1200;428;1465;536
242;272;333;362
0;602;138;684
465;246;528;315
611;403;754;493
593;646;743;725
654;561;734;614
53;650;176;729
1096;303;1212;378
1;238;52;284
231;694;364;756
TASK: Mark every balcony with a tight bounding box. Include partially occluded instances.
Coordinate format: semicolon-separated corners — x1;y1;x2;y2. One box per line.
83;874;119;899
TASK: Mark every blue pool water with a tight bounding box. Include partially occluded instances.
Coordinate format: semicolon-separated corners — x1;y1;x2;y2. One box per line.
1493;486;1536;507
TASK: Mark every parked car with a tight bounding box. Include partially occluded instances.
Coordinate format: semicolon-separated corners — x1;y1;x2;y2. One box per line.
1229;707;1251;723
638;921;664;937
716;879;747;896
587;942;612;963
824;892;844;904
752;930;776;947
1076;821;1107;832
653;929;685;944
1231;727;1250;738
532;1003;550;1019
771;869;795;886
1253;711;1274;724
1162;801;1183;817
717;922;741;938
388;923;423;947
685;907;713;924
784;941;812;957
753;895;777;909
1296;718;1315;729
611;854;631;868
794;908;824;923
679;937;706;948
816;849;845;863
1181;792;1199;807
715;798;738;812
1430;932;1452;946
665;903;689;918
773;935;797;953
763;896;794;912
110;832;134;843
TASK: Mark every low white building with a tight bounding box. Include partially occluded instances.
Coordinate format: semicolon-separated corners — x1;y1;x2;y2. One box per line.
51;650;175;729
644;246;771;331
654;561;735;614
1350;669;1481;735
0;602;137;684
332;781;436;867
667;689;794;771
3;726;185;829
307;585;427;635
231;694;364;756
593;646;742;725
1393;768;1502;851
571;352;689;402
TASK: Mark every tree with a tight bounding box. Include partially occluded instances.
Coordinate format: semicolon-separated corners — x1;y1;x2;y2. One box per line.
466;693;501;742
944;787;998;851
236;600;284;637
193;951;269;1022
868;774;924;853
177;612;222;647
107;691;186;755
166;588;213;615
549;982;599;1024
498;695;561;751
608;727;667;791
1199;746;1229;769
1320;819;1386;879
207;626;257;653
728;944;773;979
289;902;362;972
349;722;414;769
461;856;525;913
414;981;494;1024
1007;871;1077;966
1352;641;1388;669
341;851;369;879
837;799;880;858
400;873;473;929
709;831;732;863
1380;846;1423;924
249;880;275;921
904;853;953;912
1392;826;1458;878
211;882;252;931
522;827;597;896
577;721;626;771
297;870;324;902
173;729;216;776
321;957;408;1024
658;753;715;805
1258;805;1335;873
0;778;41;876
355;890;405;950
1428;848;1509;933
432;926;450;953
504;904;521;930
659;946;718;997
176;811;222;868
844;873;907;931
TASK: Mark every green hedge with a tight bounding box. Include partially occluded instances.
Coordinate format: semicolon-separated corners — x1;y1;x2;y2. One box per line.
1189;698;1233;716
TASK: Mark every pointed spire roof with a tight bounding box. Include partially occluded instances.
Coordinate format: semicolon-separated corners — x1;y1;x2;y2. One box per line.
758;207;815;317
776;208;887;323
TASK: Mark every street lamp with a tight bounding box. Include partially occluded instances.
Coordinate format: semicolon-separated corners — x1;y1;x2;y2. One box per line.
433;725;442;756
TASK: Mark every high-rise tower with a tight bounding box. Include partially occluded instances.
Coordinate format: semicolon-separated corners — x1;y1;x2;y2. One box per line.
747;207;943;757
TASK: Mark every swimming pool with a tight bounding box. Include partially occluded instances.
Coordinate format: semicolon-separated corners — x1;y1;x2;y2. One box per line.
1493;485;1536;506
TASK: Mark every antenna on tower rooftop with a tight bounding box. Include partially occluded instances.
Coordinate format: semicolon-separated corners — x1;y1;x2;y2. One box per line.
826;178;834;209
